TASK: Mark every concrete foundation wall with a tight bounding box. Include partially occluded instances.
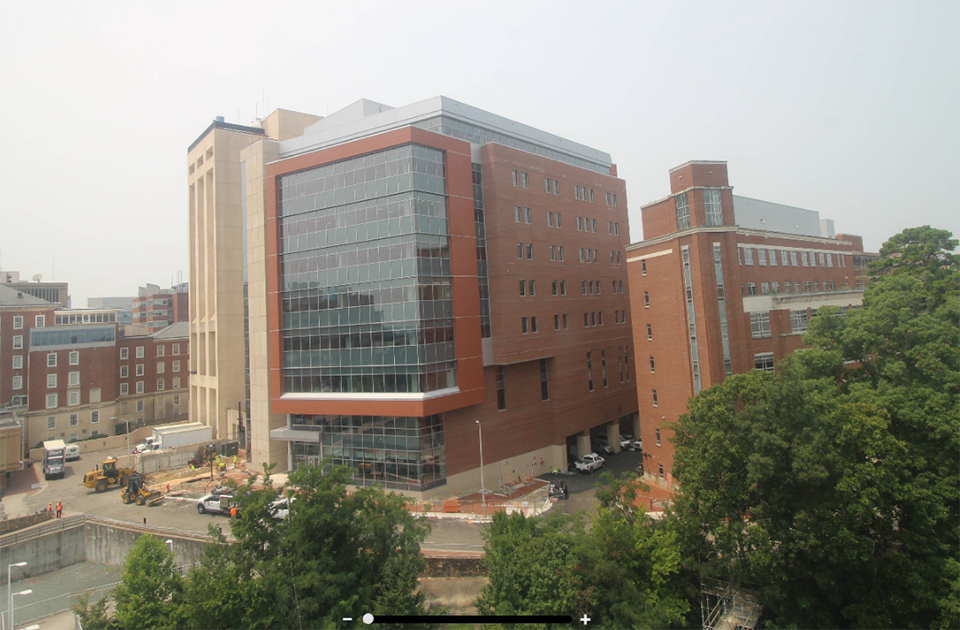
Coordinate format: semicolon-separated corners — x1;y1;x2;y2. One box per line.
1;518;87;577
85;520;210;568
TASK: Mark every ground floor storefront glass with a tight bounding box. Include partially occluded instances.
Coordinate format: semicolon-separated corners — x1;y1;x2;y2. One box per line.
290;413;445;491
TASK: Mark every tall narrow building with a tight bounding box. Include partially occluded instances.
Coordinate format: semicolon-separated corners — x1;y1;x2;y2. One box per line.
625;161;874;487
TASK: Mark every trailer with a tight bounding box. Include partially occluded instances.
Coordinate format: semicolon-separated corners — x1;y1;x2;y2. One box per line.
154;424;213;450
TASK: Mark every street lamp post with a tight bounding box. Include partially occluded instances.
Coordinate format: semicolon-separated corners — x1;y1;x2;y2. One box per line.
166;539;174;554
10;589;33;630
475;420;486;518
7;561;26;630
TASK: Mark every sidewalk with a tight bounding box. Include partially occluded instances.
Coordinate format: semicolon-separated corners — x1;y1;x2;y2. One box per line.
1;466;42;520
0;562;121;628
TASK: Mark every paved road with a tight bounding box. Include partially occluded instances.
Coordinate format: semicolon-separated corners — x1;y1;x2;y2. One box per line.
540;447;645;516
1;561;121;627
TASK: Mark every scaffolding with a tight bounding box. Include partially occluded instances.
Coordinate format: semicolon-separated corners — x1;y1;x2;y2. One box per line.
701;579;762;630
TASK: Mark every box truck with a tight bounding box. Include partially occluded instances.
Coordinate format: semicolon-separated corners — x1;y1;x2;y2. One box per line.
42;439;66;480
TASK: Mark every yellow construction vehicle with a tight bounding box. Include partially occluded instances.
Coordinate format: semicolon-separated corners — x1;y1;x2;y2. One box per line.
82;458;137;493
119;473;163;506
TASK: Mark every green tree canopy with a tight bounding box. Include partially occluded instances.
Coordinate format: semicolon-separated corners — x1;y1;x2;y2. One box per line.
671;225;959;628
112;534;184;629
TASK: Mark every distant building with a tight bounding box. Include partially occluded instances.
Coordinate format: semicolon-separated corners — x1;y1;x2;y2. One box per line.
1;270;70;307
88;297;135;326
133;283;189;331
625;161;877;487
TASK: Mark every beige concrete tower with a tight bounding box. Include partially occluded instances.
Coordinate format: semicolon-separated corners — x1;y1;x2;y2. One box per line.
186;111;320;441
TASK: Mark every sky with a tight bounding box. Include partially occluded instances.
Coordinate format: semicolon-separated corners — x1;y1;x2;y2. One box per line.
0;1;957;306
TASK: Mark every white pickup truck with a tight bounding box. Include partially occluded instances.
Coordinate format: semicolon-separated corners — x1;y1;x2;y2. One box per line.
196;492;235;515
574;453;605;473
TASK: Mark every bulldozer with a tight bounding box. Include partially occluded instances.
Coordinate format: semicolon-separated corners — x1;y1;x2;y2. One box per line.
82;458;137;493
120;473;163;506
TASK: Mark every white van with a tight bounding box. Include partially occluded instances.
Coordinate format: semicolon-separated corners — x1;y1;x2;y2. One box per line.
65;444;81;461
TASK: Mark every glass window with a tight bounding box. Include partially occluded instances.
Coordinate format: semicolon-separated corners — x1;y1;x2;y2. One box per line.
587;352;594;392
47;373;57;388
121;347;128;360
12;375;22;390
521;172;528;188
644;291;650;308
744;248;754;265
512;170;519;186
91;410;100;423
769;249;778;267
540;359;549;401
69;371;80;386
747;282;757;296
13;335;23;350
751;312;771;338
120;383;128;395
647;324;652;341
560;280;566;295
13;355;23;370
47;393;58;409
68;390;79;406
758;249;768;266
13;316;23;329
704;189;722;226
36;315;46;328
676;193;690;230
517;242;523;259
754;353;775;372
521;317;529;334
47;353;57;367
649;356;656;373
47;416;56;430
496;366;506;410
136;346;144;358
173;344;180;355
69;351;79;365
781;250;790;265
137;381;144;394
791;309;809;333
761;282;770;295
531;316;538;333
652;389;658;407
515;206;522;223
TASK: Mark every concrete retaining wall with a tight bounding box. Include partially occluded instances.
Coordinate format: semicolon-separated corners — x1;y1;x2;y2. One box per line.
0;511;54;535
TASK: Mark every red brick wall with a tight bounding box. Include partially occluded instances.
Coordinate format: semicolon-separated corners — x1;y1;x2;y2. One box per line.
0;306;55;407
669;162;729;193
28;345;118;411
640;198;677;241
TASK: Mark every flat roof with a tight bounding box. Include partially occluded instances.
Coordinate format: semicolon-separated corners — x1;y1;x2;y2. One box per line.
188;119;266;153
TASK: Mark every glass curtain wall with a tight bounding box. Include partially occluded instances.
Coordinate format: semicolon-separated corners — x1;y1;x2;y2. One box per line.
290;413;445;491
278;145;456;395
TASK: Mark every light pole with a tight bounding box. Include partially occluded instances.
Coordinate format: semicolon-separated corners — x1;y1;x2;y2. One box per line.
166;539;174;554
475;420;486;518
7;561;26;630
10;589;32;630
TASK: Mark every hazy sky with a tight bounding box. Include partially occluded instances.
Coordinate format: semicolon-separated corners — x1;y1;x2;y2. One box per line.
1;1;957;306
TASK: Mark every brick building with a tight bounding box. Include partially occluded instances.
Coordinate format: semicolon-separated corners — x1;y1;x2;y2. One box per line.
190;97;638;497
625;161;874;487
116;322;189;429
133;283;189;331
0;285;57;410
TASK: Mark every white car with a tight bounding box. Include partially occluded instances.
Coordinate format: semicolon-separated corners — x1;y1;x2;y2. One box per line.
628;439;643;451
267;497;295;520
619;435;634;449
574;453;605;473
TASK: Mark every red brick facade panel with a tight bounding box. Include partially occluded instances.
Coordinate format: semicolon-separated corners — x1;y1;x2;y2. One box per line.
0;307;56;408
28;345;118;412
669;162;729;193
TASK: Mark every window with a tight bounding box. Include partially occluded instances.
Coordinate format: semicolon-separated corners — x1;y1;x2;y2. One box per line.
69;413;78;427
744;248;755;265
496;366;506;410
545;177;551;193
517;243;523;259
90;388;101;404
46;393;58;409
173;343;180;355
754;353;775;372
656;428;661;446
173;360;180;372
589;280;594;295
47;416;56;430
608;221;613;235
617;252;621;265
68;390;79;406
676;193;690;230
174;395;181;406
641;260;647;276
812;281;820;292
597;311;603;326
591;312;596;326
647;324;652;341
552;280;558;296
120;365;128;378
522;172;529;188
90;410;99;424
644;291;650;308
747;282;757;296
36;315;46;327
13;355;23;370
521;317;529;334
157;345;165;357
787;251;797;267
625;347;630;380
120;383;128;395
526;243;533;259
136;346;144;359
13;316;23;329
704;189;723;226
560;280;566;295
649;356;656;373
803;281;811;292
611;193;617;207
587;352;594;392
528;280;536;296
594;249;599;263
173;377;180;388
575;185;581;200
577;216;583;231
584;313;589;327
614;222;619;235
47;373;57;388
137;399;144;411
751;312;771;338
761;282;770;295
562;314;568;329
136;381;144;394
784;281;793;294
136;364;144;377
595;280;601;295
758;249;768;266
519;280;526;297
45;352;56;368
120;347;129;360
589;188;595;202
781;250;790;265
554;314;561;330
772;281;780;294
558;246;564;261
794;281;802;293
548;211;554;227
810;252;818;267
540;359;550;401
69;351;79;366
791;309;809;333
769;249;778;267
69;371;80;386
652;389;658;407
157;362;165;374
581;280;587;296
512;170;519;186
158;379;165;390
579;248;585;263
515;206;522;223
801;251;810;267
13;336;23;350
12;375;22;390
592;219;597;232
601;350;608;387
554;180;559;195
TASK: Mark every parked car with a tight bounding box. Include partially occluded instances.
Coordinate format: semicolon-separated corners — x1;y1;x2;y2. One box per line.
267;497;295;520
592;440;615;456
574;453;605;473
619;435;634;449
65;444;81;461
628;439;643;451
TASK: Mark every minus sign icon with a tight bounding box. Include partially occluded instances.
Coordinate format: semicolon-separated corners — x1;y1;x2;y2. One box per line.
343;618;353;622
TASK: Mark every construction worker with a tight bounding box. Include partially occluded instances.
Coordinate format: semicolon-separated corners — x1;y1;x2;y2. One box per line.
229;505;238;519
46;502;53;513
232;455;237;468
56;500;63;518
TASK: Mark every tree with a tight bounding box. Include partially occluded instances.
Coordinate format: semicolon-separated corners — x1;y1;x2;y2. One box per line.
671;226;959;628
475;473;693;629
112;534;184;629
71;593;113;630
178;463;432;629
